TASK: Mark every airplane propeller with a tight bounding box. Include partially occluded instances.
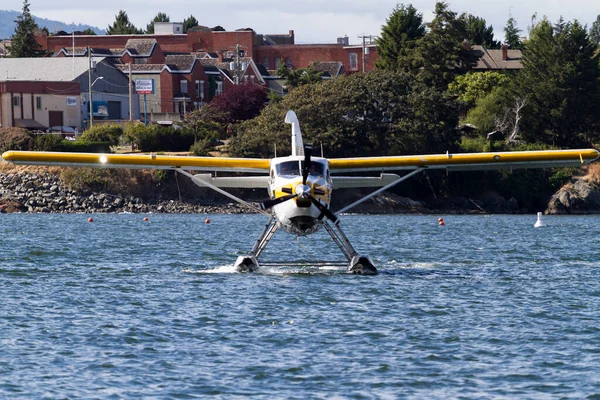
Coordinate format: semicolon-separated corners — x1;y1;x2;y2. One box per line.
259;143;336;222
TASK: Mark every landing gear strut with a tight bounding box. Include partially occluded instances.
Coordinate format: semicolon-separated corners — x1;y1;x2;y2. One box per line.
323;221;377;275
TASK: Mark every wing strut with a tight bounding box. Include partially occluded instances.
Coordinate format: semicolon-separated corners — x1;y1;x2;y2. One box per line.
336;168;425;215
176;168;271;217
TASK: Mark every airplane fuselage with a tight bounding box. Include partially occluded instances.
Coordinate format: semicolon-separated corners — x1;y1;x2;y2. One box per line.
268;156;332;235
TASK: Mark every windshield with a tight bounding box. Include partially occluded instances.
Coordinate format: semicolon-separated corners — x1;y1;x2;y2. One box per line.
275;160;325;177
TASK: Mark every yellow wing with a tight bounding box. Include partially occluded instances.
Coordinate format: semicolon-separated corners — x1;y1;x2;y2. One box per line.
1;151;270;173
329;149;599;172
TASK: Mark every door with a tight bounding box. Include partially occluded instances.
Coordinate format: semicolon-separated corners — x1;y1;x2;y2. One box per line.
107;101;122;120
48;111;63;128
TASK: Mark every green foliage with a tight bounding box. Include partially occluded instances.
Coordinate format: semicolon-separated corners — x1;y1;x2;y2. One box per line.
517;18;600;146
123;123;194;152
183;15;199;33
78;124;123;146
459;136;489;153
464;14;500;48
464;86;513;135
375;4;425;71
8;0;44;57
35;134;63;151
449;71;511;108
56;140;111;153
80;28;96;35
181;107;226;145
106;10;142;35
146;12;169;34
276;62;324;88
0;127;34;152
397;1;478;90
228;70;460;159
189;140;214;156
504;17;523;50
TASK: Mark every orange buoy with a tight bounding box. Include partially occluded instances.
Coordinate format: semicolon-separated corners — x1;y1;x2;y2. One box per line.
205;218;211;224
88;217;94;223
438;217;445;226
143;217;149;222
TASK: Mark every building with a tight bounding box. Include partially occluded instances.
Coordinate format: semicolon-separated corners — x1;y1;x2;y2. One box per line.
0;57;138;131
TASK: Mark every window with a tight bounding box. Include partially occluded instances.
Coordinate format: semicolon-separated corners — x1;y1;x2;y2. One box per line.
36;96;42;110
13;96;20;107
262;57;269;69
275;58;281;69
180;80;188;94
349;53;358;70
195;80;205;100
134;58;147;65
285;57;292;68
216;81;223;95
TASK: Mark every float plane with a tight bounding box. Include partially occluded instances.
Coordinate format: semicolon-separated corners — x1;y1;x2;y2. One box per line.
2;111;598;274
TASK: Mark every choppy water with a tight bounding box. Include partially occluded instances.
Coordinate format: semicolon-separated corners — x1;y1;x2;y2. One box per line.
1;213;600;398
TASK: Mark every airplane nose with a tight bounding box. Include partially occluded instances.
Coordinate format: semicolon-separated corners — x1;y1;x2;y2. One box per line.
295;183;311;198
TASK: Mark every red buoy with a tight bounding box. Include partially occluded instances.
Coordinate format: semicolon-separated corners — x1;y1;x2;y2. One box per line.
205;218;211;224
438;217;445;226
143;217;149;222
88;217;94;223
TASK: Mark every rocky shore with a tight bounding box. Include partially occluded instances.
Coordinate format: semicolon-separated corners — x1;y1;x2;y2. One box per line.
2;169;600;215
0;171;247;214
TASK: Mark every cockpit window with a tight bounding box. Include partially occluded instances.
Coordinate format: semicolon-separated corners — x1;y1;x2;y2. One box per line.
276;161;300;176
275;160;326;177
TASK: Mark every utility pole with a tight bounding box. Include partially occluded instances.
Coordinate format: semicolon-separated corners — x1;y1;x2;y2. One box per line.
88;46;93;128
235;43;240;84
358;34;372;73
128;62;133;121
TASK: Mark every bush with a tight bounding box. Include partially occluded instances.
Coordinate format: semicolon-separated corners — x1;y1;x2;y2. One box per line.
56;141;112;153
190;140;213;156
124;123;195;152
78;124;123;145
35;134;64;151
0;127;34;152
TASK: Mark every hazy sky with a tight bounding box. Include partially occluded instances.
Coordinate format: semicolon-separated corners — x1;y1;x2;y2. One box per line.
11;0;600;45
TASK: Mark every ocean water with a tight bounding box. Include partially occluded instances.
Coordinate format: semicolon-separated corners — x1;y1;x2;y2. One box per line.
1;213;600;399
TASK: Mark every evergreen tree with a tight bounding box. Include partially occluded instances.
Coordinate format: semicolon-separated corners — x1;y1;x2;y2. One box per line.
517;18;600;146
504;16;523;49
375;4;425;71
106;10;142;35
81;28;96;35
146;12;170;34
590;15;600;45
398;1;477;90
464;14;500;48
183;15;199;33
8;0;44;57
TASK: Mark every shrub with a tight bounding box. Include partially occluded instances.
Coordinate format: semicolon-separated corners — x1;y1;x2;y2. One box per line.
57;141;112;153
78;124;123;145
124;123;195;152
0;127;34;152
35;134;64;151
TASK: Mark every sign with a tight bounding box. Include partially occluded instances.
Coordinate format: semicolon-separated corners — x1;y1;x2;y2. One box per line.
66;96;77;107
135;79;154;94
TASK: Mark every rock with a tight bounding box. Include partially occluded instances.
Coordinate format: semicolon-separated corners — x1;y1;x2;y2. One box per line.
546;179;600;214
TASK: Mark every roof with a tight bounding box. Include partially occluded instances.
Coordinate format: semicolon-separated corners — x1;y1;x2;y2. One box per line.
164;54;196;71
472;45;523;70
311;61;343;77
0;57;107;81
124;39;157;56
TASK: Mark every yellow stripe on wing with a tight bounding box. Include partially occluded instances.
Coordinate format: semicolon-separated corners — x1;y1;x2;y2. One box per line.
329;149;600;172
1;151;271;173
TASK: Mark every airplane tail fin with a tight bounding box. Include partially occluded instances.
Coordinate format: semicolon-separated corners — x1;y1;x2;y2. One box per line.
285;110;304;156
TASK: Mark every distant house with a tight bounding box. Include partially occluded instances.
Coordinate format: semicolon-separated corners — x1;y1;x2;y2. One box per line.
0;57;138;131
471;44;523;71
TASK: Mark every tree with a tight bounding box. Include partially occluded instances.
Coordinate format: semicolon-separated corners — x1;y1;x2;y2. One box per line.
181;106;227;145
209;84;268;124
146;12;170;34
183;15;199;33
106;10;142;35
464;14;500;48
517;18;600;146
8;0;44;57
80;28;96;35
276;62;324;88
228;70;460;159
448;71;511;108
504;16;523;50
590;15;600;45
398;1;477;90
375;4;425;71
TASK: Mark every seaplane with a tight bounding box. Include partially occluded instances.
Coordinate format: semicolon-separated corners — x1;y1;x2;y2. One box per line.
2;110;599;274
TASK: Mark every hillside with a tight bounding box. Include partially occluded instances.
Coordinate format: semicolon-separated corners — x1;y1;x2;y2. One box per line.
0;9;104;39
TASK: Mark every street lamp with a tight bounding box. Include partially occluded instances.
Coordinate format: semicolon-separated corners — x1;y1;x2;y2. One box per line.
88;76;104;128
